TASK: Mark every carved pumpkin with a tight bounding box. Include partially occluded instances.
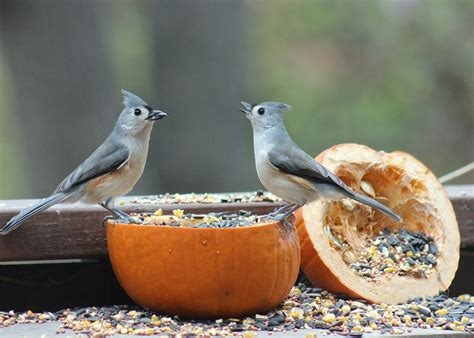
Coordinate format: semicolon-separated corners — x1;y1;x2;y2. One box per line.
106;217;300;318
295;143;460;304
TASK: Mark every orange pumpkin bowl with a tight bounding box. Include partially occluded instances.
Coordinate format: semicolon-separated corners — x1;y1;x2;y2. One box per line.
106;217;300;319
295;143;460;304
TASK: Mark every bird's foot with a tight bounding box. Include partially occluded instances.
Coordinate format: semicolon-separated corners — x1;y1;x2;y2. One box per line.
269;204;301;230
117;214;141;224
102;215;115;228
109;208;142;224
267;203;296;218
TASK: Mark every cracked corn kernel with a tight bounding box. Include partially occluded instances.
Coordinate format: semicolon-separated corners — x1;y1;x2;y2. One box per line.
38;314;48;321
289;307;304;319
154;209;163;216
322;313;335;323
435;308;448;316
173;209;184;217
341;305;350;314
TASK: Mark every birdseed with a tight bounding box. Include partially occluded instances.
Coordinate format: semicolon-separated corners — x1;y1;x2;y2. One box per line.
330;227;439;282
129;191;281;205
131;210;279;228
1;283;472;336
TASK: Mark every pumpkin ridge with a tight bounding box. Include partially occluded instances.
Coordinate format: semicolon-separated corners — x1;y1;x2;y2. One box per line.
262;226;280;311
235;227;252;315
184;229;198;316
213;231;226;314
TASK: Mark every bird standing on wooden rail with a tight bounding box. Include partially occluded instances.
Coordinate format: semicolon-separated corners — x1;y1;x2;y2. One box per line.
240;101;402;223
1;90;168;235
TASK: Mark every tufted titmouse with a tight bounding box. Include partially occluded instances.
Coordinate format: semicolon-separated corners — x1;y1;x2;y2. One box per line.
1;90;167;235
240;101;402;223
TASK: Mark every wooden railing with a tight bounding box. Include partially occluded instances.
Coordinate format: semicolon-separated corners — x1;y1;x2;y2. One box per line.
0;185;472;311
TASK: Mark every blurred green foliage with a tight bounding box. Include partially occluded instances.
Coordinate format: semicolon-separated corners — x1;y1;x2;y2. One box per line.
250;0;473;182
0;61;28;197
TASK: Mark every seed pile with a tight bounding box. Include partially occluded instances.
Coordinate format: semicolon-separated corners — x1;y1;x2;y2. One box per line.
133;210;276;228
2;284;472;336
129;191;281;205
347;228;439;281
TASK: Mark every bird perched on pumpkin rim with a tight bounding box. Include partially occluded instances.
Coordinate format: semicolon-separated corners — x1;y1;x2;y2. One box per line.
1;90;168;235
240;101;402;223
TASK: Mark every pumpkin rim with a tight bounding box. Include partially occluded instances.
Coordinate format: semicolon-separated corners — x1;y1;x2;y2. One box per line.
107;218;287;232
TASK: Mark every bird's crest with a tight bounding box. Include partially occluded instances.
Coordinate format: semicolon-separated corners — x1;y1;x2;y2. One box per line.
121;89;148;108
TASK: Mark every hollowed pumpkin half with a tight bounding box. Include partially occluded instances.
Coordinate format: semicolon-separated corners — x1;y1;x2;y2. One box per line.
106;218;300;319
295;143;460;304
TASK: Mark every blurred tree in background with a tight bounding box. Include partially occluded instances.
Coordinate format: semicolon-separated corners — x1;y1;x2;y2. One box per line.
249;0;473;181
0;0;472;199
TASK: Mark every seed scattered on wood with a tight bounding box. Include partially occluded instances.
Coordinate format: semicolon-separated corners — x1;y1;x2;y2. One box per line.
0;285;472;336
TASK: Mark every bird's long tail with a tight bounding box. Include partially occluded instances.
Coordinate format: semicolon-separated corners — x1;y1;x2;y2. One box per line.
1;192;70;235
343;190;402;222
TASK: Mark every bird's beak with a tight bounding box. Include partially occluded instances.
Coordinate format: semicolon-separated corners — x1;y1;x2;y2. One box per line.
240;101;252;114
146;110;168;121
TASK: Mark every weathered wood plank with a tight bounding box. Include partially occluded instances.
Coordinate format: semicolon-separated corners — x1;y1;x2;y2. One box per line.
0;185;472;261
446;185;474;249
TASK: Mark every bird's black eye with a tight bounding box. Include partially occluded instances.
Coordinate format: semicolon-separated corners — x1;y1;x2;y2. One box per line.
134;108;142;116
258;107;265;115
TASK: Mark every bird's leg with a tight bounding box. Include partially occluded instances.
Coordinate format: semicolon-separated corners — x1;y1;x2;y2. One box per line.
101;197;138;223
273;204;302;229
268;203;296;218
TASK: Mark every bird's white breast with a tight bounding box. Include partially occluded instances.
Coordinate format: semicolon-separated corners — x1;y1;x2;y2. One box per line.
254;142;315;205
82;137;150;204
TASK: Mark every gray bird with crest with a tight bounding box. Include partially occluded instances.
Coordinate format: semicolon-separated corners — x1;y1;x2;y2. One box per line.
1;90;167;235
240;101;402;223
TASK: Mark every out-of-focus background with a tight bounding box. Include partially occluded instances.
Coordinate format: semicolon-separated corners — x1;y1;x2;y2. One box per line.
0;0;472;199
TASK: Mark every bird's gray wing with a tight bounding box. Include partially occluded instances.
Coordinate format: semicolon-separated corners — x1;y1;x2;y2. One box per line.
268;146;403;222
268;147;350;193
55;141;129;193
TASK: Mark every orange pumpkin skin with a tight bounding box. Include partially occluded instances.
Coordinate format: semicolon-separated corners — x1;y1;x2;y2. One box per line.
295;208;364;300
295;143;460;304
106;220;300;319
